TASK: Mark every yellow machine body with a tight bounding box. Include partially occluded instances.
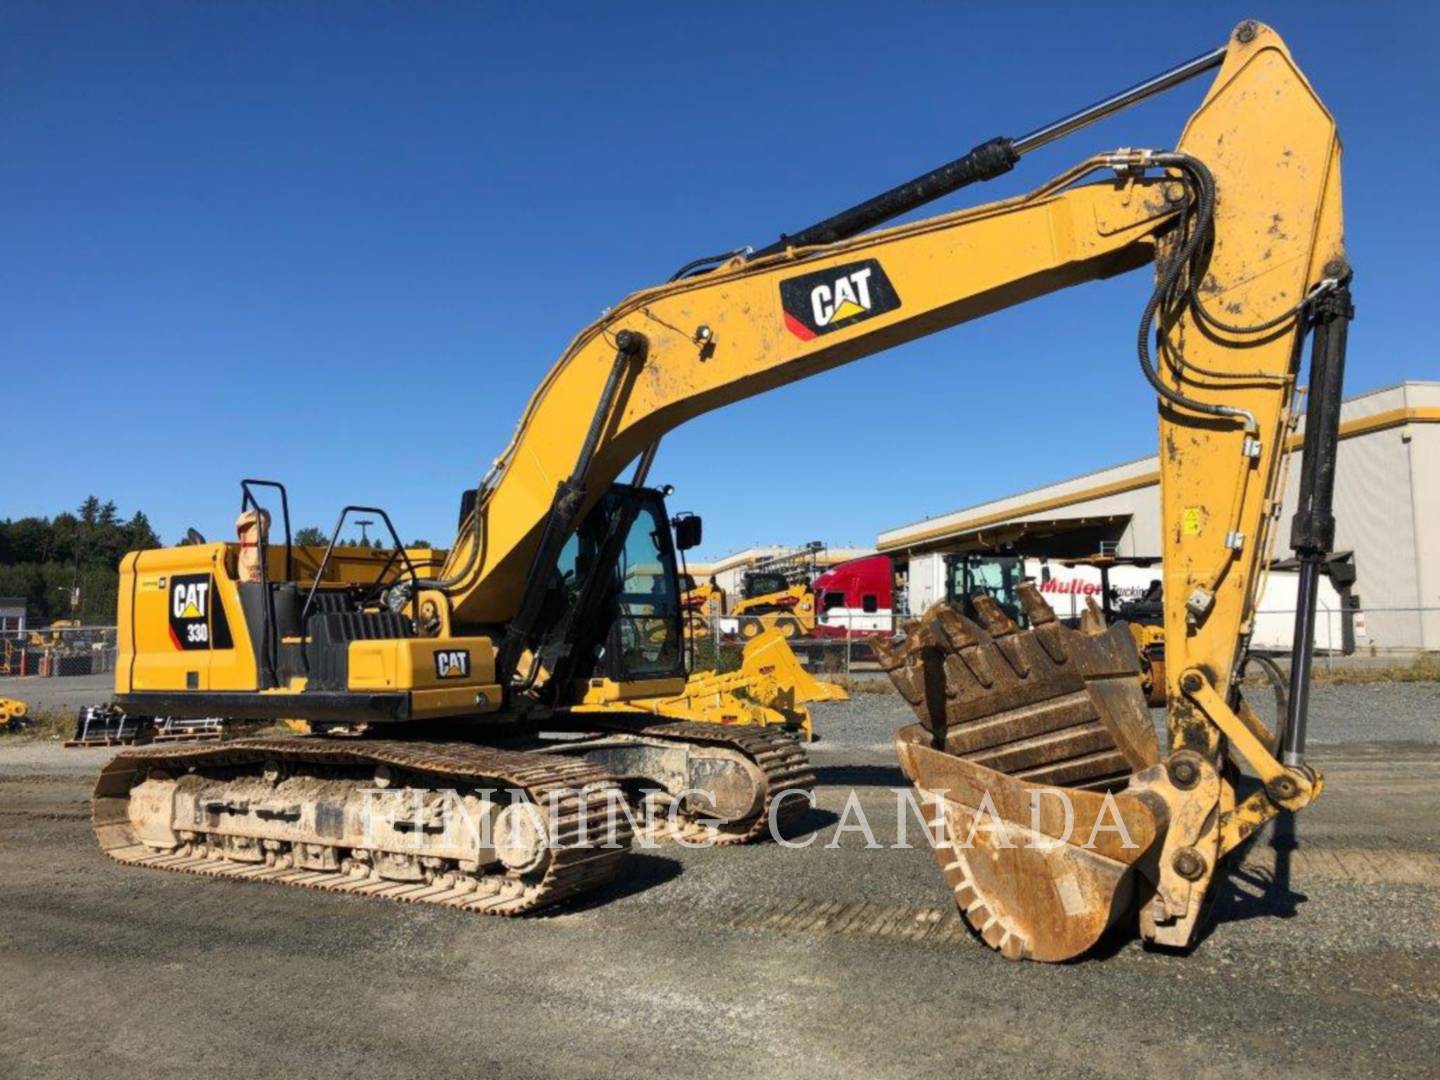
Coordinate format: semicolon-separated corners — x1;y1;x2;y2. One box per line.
116;542;503;722
731;583;816;639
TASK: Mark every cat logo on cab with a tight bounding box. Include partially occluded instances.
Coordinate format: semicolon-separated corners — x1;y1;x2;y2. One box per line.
434;649;471;679
779;258;901;340
167;573;232;651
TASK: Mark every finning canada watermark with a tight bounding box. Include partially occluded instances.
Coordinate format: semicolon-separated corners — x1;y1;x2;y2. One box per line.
350;783;1137;858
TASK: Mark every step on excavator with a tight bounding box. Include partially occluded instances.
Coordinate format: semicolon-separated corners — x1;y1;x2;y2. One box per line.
96;20;1347;959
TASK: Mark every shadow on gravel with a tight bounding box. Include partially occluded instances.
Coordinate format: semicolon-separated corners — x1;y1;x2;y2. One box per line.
812;764;908;788
782;804;839;841
558;853;683;912
1199;814;1308;945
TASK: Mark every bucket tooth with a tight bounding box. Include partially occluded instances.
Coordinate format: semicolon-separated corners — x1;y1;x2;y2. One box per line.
967;597;1030;676
1078;596;1107;634
871;623;950;742
970;595;1019;636
880;583;1166;960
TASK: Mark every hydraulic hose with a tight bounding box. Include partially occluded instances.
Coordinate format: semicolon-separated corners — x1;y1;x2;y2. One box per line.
1135;153;1260;433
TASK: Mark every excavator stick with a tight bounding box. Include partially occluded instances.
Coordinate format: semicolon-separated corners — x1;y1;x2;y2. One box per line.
877;585;1171;961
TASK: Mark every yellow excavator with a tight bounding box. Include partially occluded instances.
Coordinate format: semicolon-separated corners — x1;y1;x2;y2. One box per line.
95;20;1347;959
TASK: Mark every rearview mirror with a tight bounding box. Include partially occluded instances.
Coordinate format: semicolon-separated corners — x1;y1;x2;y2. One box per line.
671;513;702;551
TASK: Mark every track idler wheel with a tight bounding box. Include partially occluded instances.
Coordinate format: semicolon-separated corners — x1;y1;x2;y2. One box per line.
877;584;1167;962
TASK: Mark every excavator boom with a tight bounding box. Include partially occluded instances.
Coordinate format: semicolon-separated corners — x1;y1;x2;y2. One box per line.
436;167;1173;631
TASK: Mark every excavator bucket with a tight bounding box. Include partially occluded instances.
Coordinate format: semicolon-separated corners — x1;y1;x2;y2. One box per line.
876;584;1167;961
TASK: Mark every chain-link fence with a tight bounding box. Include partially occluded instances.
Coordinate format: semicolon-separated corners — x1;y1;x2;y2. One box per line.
683;604;1439;679
0;625;117;678
1;607;1432;685
684;610;903;678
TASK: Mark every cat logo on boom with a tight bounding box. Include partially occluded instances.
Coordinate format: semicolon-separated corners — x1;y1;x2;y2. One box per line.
779;258;901;341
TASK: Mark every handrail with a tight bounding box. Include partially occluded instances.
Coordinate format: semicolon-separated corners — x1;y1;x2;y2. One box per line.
239;478;293;687
239;479;293;580
299;506;421;630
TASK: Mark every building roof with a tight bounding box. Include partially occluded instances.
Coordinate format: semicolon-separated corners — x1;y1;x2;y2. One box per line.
692;545;879;576
878;380;1440;554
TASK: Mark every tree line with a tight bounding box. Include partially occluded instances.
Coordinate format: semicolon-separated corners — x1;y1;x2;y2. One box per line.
0;500;435;626
291;527;432;548
0;497;160;625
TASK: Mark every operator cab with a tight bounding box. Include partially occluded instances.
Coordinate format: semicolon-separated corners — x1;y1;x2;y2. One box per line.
743;572;790;600
534;484;696;691
946;553;1028;625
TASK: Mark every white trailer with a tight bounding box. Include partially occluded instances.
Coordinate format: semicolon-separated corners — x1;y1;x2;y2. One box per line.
902;553;1352;654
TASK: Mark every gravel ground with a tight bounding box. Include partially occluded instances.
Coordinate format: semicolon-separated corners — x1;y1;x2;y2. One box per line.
1242;680;1440;745
0;672;111;719
1;684;1437;1079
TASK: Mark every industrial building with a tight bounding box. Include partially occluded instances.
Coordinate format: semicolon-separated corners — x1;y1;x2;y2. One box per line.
686;546;876;597
879;381;1440;652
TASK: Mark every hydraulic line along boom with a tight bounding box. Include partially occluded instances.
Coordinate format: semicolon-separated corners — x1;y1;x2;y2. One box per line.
751;43;1227;256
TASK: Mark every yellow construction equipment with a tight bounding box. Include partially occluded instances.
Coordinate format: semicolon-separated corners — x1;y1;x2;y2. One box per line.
576;629;846;742
733;582;816;640
730;544;824;640
1063;554;1168;706
26;618;81;648
96;20;1347;961
2;697;29;733
679;573;725;638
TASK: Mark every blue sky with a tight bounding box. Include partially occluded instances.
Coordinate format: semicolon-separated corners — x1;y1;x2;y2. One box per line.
4;2;1436;557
